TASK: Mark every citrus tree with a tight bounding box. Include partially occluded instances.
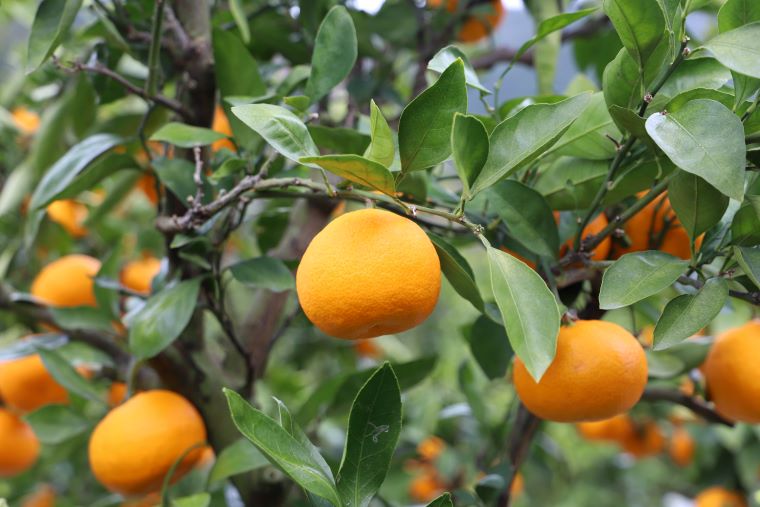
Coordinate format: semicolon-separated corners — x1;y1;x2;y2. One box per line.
1;0;760;506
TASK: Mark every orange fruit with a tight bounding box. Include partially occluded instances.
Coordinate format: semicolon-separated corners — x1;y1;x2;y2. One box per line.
694;487;747;507
89;389;207;496
428;0;505;43
196;445;215;468
408;468;446;502
621;421;665;458
120;255;162;295
20;484;56;507
577;414;636;442
668;426;695;467
703;321;760;423
510;472;524;498
108;381;128;406
120;493;160;507
560;213;612;261
0;352;89;413
513;320;648;422
46;199;88;237
30;254;101;307
417;436;445;461
12;107;41;135
211;105;235;152
612;193;701;260
296;208;441;340
136;172;159;204
354;339;382;359
0;408;39;477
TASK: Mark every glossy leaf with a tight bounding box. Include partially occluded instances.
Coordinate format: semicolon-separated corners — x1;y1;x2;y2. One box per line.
534;158;608;210
653;277;728;350
336;363;402;507
645;99;745;200
305;6;358;103
428;232;484;312
26;0;84;72
603;0;666;69
24;405;90;445
703;22;760;79
452;113;489;198
428;45;490;93
734;246;760;290
310;125;371;155
466;316;512;380
208;439;269;486
300;154;396;195
426;493;454;507
172;494;210;507
49;306;116;334
150;123;226;148
471;93;591;195
232;104;319;163
603;49;643;124
363;100;395;167
599;252;689;310
224;389;341;506
228;257;295;292
486;246;560;381
488;181;559;258
545;92;620;160
717;0;760;106
229;0;251;44
398;59;467;173
128;279;201;360
29;134;123;209
37;348;103;404
668;171;729;240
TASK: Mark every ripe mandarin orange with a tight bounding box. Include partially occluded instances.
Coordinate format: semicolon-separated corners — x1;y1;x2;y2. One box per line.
703;321;760;423
354;339;382;358
211;105;235;152
136;172;159;204
577;414;635;442
296;208;441;340
668;426;695;467
30;254;101;307
108;381;128;406
511;472;524;498
621;421;665;458
0;408;39;477
46;199;88;237
417;436;445;461
428;0;505;43
560;213;612;261
408;467;445;502
120;256;162;295
513;320;647;422
12;107;41;135
20;484;56;507
89;390;207;496
613;193;701;260
694;487;747;507
0;351;87;412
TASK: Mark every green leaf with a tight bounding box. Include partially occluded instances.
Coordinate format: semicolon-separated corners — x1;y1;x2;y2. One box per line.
208;438;268;486
452;113;489;198
398;59;467;173
229;0;251;44
363;100;395;167
717;0;760;106
24;405;90;445
52;153;137;202
152;158;210;203
150;123;226;148
172;493;210;507
466;316;512;380
646;349;686;378
224;389;341;506
645;99;745;200
668;171;729;240
653;277;728;350
508;8;599;75
426;493;454;507
603;49;643;125
488;181;559;258
26;0;84;72
599;252;689;310
428;233;484;312
232;104;319;163
471;93;592;195
274;398;334;482
337;363;402;507
734;246;760;290
458;361;489;430
128;279;201;360
428;45;490;94
731;203;760;246
664;88;735;113
544;92;620;160
29;134;123;209
703;22;760;79
486;246;560;381
310;125;371;155
534;158;608;211
49;306;115;333
603;0;666;69
228;257;295;292
37;348;103;404
299;154;396;195
305;6;358;104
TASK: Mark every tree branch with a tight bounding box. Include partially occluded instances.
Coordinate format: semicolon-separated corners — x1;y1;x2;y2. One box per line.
641;387;734;426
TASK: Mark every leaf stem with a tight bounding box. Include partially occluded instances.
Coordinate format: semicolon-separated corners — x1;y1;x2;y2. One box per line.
146;0;166;97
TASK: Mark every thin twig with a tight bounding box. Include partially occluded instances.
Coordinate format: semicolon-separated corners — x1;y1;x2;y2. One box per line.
641;388;734;426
